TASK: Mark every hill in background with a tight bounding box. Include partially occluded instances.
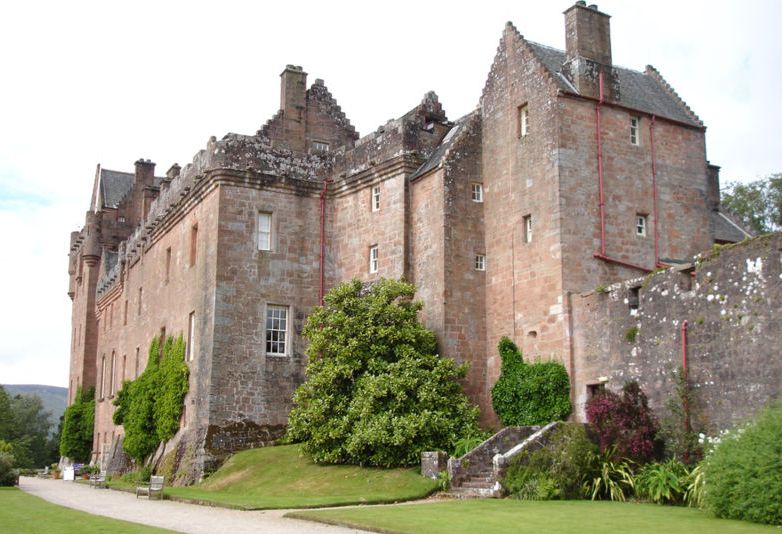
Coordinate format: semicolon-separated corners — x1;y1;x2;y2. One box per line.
3;384;68;431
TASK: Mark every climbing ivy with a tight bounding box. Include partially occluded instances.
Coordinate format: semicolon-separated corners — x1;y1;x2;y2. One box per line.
491;337;571;426
114;335;189;462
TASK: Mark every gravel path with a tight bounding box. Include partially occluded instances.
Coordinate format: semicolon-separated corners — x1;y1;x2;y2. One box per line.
19;477;370;534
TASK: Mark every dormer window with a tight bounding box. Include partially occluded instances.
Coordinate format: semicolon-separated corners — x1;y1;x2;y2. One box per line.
312;141;329;152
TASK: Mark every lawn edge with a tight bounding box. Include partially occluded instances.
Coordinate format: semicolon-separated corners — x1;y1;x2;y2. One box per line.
286;510;403;534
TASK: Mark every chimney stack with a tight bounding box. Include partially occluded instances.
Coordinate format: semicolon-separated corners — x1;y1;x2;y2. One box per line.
563;2;619;101
279;65;308;153
134;159;156;187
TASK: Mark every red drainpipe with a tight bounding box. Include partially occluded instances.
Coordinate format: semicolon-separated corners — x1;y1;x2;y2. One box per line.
650;115;661;267
596;71;607;257
681;320;691;442
318;179;332;306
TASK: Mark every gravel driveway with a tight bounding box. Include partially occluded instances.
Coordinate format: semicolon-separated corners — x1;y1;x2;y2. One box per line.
19;477;369;534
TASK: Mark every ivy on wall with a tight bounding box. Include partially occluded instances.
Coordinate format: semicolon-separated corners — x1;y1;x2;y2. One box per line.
491;337;571;426
113;334;189;462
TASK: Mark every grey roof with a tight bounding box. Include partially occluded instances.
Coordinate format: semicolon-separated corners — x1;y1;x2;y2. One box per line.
527;42;701;127
99;169;134;209
712;207;753;243
411;111;478;180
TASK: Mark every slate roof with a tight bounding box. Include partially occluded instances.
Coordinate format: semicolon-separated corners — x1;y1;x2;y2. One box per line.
411;111;478;180
527;42;702;127
712;207;753;243
99;169;134;209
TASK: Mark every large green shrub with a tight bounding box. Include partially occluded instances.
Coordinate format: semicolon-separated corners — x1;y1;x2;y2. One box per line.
115;334;190;462
704;401;782;525
635;458;688;505
287;279;480;467
0;451;17;486
502;423;598;500
59;387;95;462
491;337;571;426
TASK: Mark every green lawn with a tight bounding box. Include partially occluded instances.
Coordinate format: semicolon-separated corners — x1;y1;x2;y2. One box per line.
132;444;437;510
290;499;780;534
0;487;174;533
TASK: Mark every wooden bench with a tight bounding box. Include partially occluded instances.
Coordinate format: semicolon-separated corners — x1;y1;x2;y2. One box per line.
136;475;164;500
89;471;107;488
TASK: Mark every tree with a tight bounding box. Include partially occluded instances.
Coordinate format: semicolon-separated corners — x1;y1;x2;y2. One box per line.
491;337;571;426
721;174;782;234
287;279;480;467
59;387;94;463
0;386;53;468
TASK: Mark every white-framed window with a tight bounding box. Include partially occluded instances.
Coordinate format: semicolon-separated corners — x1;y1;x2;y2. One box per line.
474;254;486;271
187;311;196;361
312;141;329;152
265;305;289;356
630;116;640;145
523;214;533;243
518;104;529;138
471;183;483;203
369;245;379;273
258;212;272;251
636;214;647;236
371;185;381;212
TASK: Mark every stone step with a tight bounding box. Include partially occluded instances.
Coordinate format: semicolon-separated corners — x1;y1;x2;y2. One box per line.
460;480;494;489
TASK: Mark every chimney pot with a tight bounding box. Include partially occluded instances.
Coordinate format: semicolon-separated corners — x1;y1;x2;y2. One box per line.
588;4;598;10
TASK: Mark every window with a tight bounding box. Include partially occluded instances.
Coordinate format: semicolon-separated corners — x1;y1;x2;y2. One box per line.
165;247;171;284
190;224;198;266
187;311;195;362
99;355;106;399
109;304;113;328
118;216;126;223
258;212;272;251
312;141;329;152
630;117;640;145
474;254;486;271
122;354;126;382
518;104;529;138
371;185;381;212
265;305;289;356
471;183;483;203
587;383;606;400
636;214;647;236
134;347;140;378
123;300;128;326
523;215;533;243
138;288;143;316
109;352;116;396
369;245;379;274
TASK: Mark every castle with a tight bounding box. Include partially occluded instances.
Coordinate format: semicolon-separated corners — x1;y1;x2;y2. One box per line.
68;3;776;482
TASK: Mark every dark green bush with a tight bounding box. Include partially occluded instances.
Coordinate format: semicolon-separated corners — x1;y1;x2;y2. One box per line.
502;423;598;500
287;279;480;467
59;387;95;462
491;337;571;426
0;451;17;486
704;401;782;525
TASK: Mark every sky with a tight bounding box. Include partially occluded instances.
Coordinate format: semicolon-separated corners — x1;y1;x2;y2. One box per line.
1;0;780;388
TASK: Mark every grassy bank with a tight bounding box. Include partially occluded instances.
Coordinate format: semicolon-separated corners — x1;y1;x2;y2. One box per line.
0;487;174;533
131;444;437;509
290;499;779;534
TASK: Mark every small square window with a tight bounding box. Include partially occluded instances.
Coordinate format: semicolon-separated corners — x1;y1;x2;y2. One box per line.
369;245;378;273
636;214;647;236
518;105;529;138
265;305;289;356
371;185;380;212
630;117;640;145
471;183;483;203
312;141;329;152
523;215;533;243
258;212;272;251
474;254;486;271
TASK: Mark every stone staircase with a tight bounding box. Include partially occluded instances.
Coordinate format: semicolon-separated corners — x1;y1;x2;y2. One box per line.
447;422;559;497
